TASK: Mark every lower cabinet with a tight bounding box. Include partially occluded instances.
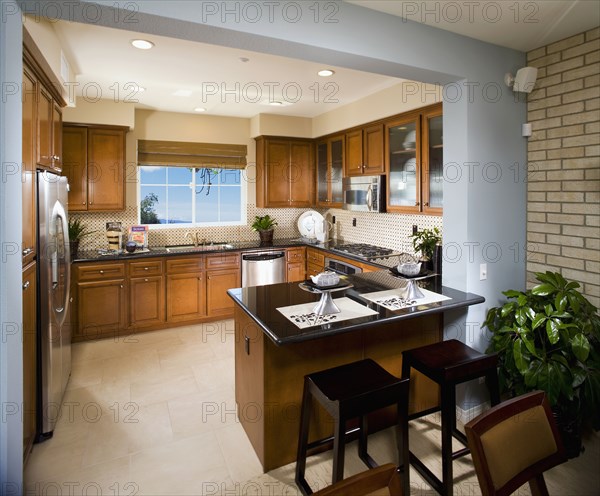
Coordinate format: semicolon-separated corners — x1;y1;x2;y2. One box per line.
306;248;325;277
286;247;306;282
129;276;165;328
22;261;36;464
166;257;206;323
76;279;126;340
207;268;240;317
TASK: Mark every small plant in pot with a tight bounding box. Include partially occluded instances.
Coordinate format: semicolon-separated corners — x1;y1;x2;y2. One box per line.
68;218;95;260
409;227;441;270
483;271;600;458
251;215;277;245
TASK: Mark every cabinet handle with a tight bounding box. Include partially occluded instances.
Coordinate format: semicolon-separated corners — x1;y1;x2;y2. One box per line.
23;281;30;290
70;297;73;302
83;202;86;205
99;270;104;274
244;335;250;355
424;202;429;207
144;278;148;282
120;284;124;289
22;248;33;256
144;267;149;270
415;202;420;206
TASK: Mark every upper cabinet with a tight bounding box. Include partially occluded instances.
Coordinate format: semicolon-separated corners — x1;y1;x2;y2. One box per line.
36;84;63;173
344;124;384;177
385;103;443;214
22;66;37;266
316;135;344;208
255;137;314;208
63;124;127;211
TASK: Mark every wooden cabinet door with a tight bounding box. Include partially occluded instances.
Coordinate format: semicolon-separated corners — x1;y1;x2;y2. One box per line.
167;272;206;322
286;262;305;282
289;141;313;206
36;86;53;168
422;104;443;215
345;129;363;176
22;262;37;463
62;126;88;211
88;128;125;210
76;279;126;340
129;276;165;328
207;268;240;317
265;140;290;207
51;103;62;172
363;124;385;174
22;68;36;266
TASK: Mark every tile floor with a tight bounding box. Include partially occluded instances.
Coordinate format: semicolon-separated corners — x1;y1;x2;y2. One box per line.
25;322;599;495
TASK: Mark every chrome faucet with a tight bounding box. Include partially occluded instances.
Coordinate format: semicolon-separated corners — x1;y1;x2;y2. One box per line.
184;231;197;247
195;233;207;246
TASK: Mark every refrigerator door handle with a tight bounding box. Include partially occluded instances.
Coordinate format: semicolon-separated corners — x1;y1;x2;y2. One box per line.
52;201;71;327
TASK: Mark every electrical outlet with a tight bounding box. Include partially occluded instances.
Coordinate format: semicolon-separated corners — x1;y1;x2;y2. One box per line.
412;224;418;234
480;263;487;281
352;218;357;227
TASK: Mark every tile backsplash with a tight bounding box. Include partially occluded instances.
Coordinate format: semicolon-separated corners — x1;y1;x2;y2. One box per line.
71;204;442;256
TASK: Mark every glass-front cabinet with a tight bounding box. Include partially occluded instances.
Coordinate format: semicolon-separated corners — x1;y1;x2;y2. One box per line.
316;135;344;208
385;103;443;214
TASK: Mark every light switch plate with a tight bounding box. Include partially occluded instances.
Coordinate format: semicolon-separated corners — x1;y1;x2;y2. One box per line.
480;263;487;281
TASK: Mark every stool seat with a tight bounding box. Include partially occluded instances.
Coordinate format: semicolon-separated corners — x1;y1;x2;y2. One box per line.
402;339;500;496
295;359;410;496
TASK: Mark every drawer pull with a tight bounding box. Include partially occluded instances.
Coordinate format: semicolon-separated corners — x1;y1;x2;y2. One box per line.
23;281;30;290
99;270;104;274
22;248;33;256
120;284;124;289
144;278;148;282
144;267;149;271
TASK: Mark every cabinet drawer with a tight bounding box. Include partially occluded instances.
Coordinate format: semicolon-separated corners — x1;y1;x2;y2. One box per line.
307;262;324;277
307;249;325;265
206;253;240;269
128;260;163;277
286;247;305;262
166;256;204;274
77;263;125;281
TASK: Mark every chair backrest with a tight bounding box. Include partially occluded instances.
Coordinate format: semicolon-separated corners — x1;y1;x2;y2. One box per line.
465;391;567;496
313;463;403;496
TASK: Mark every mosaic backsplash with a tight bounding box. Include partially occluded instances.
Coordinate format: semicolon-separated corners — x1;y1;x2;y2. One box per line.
71;205;443;256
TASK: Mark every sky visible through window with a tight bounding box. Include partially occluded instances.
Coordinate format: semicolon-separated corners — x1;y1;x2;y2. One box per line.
139;166;243;226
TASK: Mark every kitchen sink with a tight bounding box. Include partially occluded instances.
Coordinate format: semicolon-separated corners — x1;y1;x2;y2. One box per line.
165;243;234;253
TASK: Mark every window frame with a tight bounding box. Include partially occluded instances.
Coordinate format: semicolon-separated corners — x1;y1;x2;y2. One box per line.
137;166;247;229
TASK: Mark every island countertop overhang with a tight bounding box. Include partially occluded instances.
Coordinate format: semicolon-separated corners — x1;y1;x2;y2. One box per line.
227;272;485;346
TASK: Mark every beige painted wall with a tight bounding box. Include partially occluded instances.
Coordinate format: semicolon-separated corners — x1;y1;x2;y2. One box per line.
250;113;312;138
63;99;135;128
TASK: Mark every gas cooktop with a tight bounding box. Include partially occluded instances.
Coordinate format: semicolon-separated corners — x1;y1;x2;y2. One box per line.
330;243;401;260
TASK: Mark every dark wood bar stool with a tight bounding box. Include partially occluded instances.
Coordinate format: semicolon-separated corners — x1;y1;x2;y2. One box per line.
401;339;500;496
295;359;410;496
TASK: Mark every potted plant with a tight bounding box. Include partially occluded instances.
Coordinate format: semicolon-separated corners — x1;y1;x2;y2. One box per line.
409;227;441;269
251;215;278;245
483;271;600;458
68;218;95;259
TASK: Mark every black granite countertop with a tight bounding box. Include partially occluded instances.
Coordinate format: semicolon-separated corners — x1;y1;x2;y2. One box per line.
227;271;484;345
72;238;387;267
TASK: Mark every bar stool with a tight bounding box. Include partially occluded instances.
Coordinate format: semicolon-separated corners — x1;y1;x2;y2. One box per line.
401;339;500;496
295;359;410;496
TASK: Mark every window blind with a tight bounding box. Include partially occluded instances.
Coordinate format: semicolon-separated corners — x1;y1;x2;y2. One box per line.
138;140;247;169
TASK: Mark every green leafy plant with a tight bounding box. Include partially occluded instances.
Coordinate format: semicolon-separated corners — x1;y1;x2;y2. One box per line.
251;215;278;232
68;218;95;242
484;271;600;456
409;227;441;260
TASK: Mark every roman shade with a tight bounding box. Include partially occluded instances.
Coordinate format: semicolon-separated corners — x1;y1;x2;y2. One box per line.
137;140;247;169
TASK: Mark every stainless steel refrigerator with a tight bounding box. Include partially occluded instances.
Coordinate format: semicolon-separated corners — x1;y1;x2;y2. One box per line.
37;170;71;439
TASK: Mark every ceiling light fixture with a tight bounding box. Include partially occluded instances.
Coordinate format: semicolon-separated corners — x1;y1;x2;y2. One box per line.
194;107;207;112
131;39;154;50
269;101;284;106
318;69;335;77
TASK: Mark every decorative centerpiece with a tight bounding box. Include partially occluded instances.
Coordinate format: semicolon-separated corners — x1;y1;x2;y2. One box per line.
68;218;95;260
251;215;278;245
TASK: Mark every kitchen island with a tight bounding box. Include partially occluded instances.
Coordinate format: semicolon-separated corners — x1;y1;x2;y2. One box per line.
227;272;484;471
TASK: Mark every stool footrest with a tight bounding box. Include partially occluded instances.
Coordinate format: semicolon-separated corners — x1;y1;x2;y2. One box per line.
452;429;468;447
452;447;470;460
409;450;443;495
305;426;361;453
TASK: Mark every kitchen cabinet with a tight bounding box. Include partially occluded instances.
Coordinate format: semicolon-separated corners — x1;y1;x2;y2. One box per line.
166;257;206;323
36;86;62;172
316;135;344;208
345;124;385;177
286;247;306;282
22;262;37;464
22;66;37;267
255;137;314;208
386;103;443;214
128;260;165;329
306;247;325;277
62;124;127;211
73;263;127;340
206;253;241;317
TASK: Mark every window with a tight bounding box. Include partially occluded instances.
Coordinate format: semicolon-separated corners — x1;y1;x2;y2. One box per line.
139;166;245;227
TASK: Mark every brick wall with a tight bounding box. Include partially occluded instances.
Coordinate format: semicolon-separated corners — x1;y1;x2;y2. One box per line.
526;27;600;307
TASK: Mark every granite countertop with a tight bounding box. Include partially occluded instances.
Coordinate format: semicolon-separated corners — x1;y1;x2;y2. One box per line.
227;271;485;345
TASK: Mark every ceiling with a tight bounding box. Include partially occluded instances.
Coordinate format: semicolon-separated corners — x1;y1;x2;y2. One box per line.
52;1;598;117
347;0;600;52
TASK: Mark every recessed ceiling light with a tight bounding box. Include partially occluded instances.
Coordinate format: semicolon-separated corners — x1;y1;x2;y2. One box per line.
131;39;154;50
239;57;250;63
136;86;146;93
269;101;284;106
194;107;206;112
317;69;335;77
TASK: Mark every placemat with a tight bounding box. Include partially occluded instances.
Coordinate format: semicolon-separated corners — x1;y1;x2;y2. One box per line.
361;287;450;311
277;297;378;329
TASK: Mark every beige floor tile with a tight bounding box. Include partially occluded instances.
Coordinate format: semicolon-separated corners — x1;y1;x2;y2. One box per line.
81;413;131;468
158;341;216;371
192;356;235;394
130;431;230;495
25;435;87;484
127;401;174;454
67;357;104;390
130;368;199;406
101;348;162;384
168;388;238;439
215;422;263;483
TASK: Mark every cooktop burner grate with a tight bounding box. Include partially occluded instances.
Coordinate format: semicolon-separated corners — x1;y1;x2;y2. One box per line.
330;243;401;260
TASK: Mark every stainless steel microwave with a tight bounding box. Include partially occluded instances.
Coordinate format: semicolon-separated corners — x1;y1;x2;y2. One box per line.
342;175;386;212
